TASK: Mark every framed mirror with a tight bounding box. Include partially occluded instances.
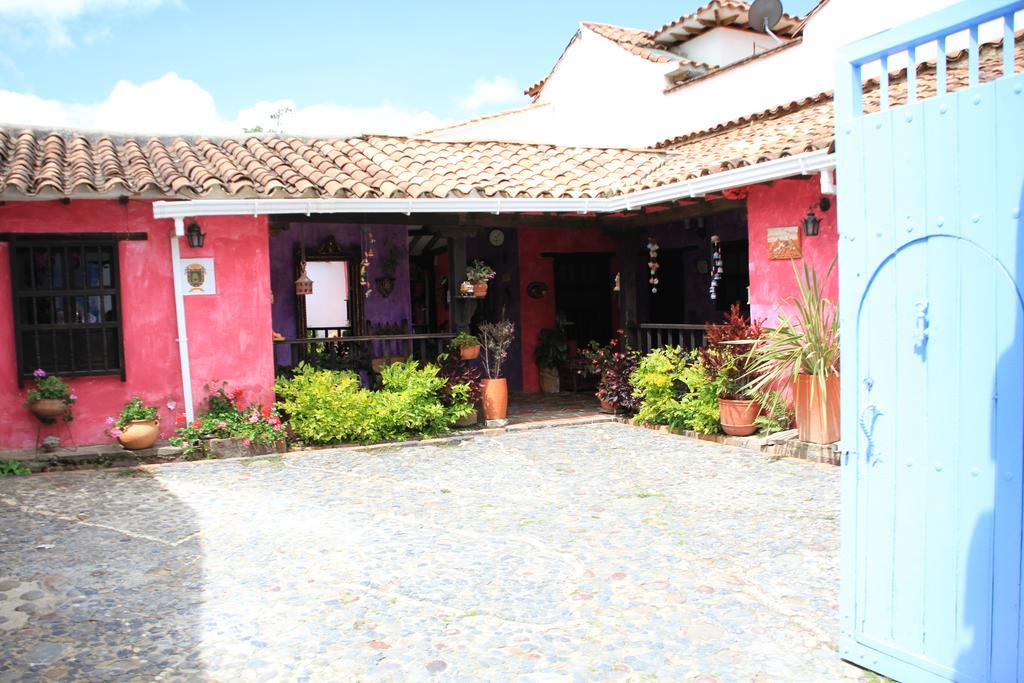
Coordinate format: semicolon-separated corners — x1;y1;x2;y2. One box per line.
295;235;364;338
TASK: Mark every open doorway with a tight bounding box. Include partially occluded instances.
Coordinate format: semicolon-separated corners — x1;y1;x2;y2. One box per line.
552;253;614;347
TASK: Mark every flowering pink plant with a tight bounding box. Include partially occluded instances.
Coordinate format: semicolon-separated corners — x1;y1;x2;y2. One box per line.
23;369;76;423
169;382;285;458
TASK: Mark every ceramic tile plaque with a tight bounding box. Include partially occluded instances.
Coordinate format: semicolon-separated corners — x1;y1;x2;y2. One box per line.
182;258;216;295
767;226;802;260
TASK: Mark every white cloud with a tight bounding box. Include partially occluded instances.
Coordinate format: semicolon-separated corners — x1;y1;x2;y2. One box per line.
456;76;524;112
0;72;452;137
0;0;171;47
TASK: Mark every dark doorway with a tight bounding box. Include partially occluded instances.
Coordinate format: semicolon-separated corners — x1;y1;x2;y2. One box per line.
552;253;614;346
647;247;686;323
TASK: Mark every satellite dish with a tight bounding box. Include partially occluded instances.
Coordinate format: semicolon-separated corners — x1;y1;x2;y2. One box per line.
749;0;784;33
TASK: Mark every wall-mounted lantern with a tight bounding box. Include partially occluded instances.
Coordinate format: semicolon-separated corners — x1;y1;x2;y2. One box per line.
802;197;831;237
186;221;206;248
802;211;821;237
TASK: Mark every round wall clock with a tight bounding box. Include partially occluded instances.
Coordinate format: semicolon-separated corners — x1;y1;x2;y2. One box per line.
488;229;505;247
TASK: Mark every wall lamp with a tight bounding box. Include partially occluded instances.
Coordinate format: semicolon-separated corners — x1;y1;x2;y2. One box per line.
186;221;205;248
802;197;832;237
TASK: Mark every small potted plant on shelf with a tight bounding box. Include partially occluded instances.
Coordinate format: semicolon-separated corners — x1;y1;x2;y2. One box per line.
451;331;481;360
745;263;839;444
581;334;640;414
439;352;483;427
479;319;515;424
107;396;161;450
534;325;569;394
700;304;765;436
23;369;76;423
466;260;495;298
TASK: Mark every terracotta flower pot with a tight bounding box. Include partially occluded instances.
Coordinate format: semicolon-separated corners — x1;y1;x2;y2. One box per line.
719;397;761;437
459;344;481;360
795;373;840;444
481;378;508;420
473;282;488;298
29;399;67;422
539;367;560;394
118;419;160;450
600;399;617;414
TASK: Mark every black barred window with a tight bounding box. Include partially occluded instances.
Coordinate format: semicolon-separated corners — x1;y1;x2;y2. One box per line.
8;236;128;382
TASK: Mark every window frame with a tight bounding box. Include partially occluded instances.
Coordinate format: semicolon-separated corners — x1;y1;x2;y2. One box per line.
3;232;145;386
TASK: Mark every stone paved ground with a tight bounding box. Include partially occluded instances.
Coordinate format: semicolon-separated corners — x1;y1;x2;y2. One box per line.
0;423;866;681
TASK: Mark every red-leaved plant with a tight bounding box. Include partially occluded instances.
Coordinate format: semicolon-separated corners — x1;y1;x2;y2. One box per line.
699;304;765;399
580;332;640;412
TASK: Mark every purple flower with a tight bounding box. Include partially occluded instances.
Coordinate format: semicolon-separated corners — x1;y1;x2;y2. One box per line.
105;416;115;426
68;393;77;401
248;413;260;423
33;368;47;379
217;421;227;429
110;428;122;438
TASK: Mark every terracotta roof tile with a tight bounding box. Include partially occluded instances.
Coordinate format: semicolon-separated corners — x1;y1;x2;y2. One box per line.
653;0;801;44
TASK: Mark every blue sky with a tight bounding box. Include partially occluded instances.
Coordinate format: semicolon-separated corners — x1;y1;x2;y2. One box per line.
0;0;821;135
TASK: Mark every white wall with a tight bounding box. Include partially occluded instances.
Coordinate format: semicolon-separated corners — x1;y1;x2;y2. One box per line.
424;0;1021;148
677;26;780;66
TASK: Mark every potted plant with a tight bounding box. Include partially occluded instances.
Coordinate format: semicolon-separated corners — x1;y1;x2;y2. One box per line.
479;319;515;423
439;352;483;427
452;331;481;360
108;396;161;450
745;263;839;444
466;260;495;298
581;334;640;414
700;304;765;436
23;369;76;423
534;325;569;394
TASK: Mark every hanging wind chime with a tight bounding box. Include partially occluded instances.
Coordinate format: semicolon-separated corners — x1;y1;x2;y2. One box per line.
709;235;724;301
294;226;314;296
360;226;376;298
647;237;660;294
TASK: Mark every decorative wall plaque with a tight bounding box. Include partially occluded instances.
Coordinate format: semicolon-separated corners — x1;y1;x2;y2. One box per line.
182;258;216;295
767;226;802;260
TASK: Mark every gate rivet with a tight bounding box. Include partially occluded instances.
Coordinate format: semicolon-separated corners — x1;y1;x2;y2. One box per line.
974;94;982;105
1015;85;1022;95
905;113;913;122
971;213;981;223
971;467;980;477
1013;208;1021;219
939;105;948;114
935;463;943;471
1005;473;1014;481
875;121;883;129
936;216;945;227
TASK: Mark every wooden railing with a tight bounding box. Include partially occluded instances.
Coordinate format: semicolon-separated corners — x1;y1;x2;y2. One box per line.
275;333;455;372
638;324;707;353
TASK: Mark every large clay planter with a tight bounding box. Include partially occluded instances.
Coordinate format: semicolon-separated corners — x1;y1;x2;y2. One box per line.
473;282;488;298
600;399;618;415
118;419;160;450
538;367;560;394
481;378;508;421
29;399;67;422
719;398;761;437
795;373;840;444
459;344;481;360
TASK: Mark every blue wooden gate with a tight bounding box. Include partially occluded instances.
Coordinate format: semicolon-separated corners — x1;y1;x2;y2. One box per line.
836;2;1024;681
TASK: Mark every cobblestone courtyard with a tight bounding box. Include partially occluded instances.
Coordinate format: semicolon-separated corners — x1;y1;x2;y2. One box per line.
0;423;865;681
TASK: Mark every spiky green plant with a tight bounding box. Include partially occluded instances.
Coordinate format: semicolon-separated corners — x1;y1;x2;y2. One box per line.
743;261;839;404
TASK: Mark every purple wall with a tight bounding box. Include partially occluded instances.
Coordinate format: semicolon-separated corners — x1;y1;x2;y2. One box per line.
270;223;412;366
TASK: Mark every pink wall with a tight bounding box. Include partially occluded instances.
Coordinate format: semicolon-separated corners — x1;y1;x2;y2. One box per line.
0;200;274;448
517;227;619;392
746;178;839;324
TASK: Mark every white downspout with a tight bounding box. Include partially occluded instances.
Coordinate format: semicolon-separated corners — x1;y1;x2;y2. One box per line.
170;218;195;421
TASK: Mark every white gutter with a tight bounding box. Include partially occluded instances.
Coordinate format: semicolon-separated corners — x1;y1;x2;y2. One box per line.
168;218;195;423
151;150;836;220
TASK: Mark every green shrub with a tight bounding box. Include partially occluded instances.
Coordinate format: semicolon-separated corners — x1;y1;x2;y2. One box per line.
631;347;723;435
274;365;375;444
274;361;473;445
